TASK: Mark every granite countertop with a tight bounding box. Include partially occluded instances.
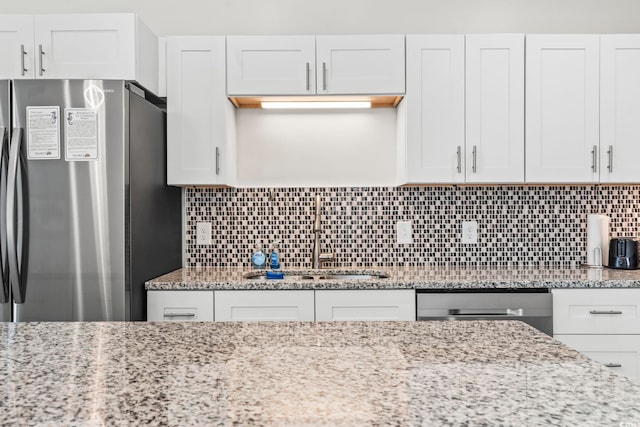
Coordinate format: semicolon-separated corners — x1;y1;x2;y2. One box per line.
1;320;639;426
145;266;640;290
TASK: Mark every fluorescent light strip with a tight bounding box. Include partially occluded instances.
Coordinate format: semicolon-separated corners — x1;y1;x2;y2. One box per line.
261;101;371;109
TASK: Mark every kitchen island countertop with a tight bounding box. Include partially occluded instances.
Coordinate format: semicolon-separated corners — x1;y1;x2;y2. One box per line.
1;320;639;426
145;266;640;290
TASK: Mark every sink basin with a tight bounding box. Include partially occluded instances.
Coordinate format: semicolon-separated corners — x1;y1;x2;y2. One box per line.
316;274;388;280
244;273;313;281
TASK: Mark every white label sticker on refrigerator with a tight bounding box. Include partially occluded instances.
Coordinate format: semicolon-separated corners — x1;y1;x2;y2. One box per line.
64;108;98;161
27;106;60;159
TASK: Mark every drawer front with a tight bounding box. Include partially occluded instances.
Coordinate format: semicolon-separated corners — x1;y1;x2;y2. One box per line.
214;290;315;321
146;291;214;321
315;289;415;321
555;334;640;383
552;289;640;334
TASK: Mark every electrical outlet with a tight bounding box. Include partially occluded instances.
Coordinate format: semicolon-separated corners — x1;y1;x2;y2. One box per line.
196;222;212;245
397;220;413;244
461;221;478;244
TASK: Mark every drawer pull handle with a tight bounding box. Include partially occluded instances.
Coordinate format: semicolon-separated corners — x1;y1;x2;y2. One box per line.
164;313;196;318
604;363;622;368
589;310;623;315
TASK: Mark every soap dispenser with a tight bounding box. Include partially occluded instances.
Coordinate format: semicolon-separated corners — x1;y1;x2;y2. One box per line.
269;240;281;270
251;242;266;269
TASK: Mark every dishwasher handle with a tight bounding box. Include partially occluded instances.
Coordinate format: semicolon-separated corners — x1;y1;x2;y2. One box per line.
448;308;524;317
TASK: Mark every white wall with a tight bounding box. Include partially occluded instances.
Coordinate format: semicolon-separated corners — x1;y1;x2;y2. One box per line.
2;0;640;36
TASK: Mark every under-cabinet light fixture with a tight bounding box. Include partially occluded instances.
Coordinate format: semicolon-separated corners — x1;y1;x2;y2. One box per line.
261;101;372;109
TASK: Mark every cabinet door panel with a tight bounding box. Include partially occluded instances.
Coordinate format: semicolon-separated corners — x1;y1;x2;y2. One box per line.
0;15;34;79
214;290;315;321
167;36;234;186
147;291;214;321
553;289;640;335
556;334;640;383
600;35;640;183
466;34;524;183
226;36;315;95
34;14;136;79
316;35;405;95
405;35;465;184
315;290;415;321
526;35;599;183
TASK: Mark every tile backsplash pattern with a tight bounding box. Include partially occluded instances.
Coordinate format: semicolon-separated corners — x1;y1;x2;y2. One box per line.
184;186;640;268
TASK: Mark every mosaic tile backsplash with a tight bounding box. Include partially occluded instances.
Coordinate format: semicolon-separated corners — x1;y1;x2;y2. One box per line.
184;186;640;268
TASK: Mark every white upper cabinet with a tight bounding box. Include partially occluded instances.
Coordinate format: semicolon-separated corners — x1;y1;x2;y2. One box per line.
465;34;524;183
0;15;34;79
0;14;158;93
167;36;236;186
226;36;316;95
403;35;465;184
600;35;640;183
226;35;405;96
315;35;405;95
526;35;600;183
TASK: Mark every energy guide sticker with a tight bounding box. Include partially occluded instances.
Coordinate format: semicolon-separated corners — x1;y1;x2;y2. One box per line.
64;108;98;161
27;106;60;160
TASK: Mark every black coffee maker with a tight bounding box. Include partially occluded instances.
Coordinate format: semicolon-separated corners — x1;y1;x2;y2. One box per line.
608;237;639;270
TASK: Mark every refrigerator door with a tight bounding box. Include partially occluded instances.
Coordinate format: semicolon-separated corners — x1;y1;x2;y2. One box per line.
12;80;126;321
0;80;10;321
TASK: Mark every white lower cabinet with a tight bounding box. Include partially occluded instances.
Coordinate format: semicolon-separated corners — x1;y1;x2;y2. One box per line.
555;334;640;383
315;289;415;321
552;288;640;383
147;290;214;321
214;290;315;321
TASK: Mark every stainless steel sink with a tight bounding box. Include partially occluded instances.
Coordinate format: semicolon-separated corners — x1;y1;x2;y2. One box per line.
316;274;388;280
244;273;314;281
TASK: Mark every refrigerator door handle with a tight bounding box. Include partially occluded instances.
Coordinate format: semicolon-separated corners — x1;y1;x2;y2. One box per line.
0;126;8;303
7;128;28;304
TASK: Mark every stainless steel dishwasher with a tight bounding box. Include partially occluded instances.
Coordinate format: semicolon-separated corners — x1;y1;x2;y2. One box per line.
416;289;553;336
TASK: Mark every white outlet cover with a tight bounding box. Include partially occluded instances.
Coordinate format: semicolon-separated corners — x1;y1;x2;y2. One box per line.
397;220;413;244
461;221;478;244
196;222;212;245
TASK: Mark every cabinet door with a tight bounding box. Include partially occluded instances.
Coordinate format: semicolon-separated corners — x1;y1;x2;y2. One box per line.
214;290;315;321
600;35;640;183
552;289;640;335
316;35;405;95
315;290;415;321
525;35;600;183
466;34;524;183
555;334;640;383
147;290;214;321
0;15;34;79
167;36;235;186
404;35;465;184
34;14;136;79
226;35;315;95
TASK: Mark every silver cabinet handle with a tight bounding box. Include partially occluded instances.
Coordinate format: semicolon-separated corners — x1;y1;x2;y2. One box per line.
38;44;45;76
306;62;310;91
591;145;597;173
472;145;477;173
589;310;623;315
607;145;613;173
604;363;622;368
322;62;327;91
164;313;196;318
7;128;28;304
456;146;462;173
20;45;27;76
215;147;220;175
0;127;8;303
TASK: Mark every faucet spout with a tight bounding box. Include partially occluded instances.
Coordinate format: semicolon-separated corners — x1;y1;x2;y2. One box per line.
311;195;334;269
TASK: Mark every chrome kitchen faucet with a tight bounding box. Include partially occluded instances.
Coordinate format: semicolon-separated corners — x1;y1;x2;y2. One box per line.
311;195;334;269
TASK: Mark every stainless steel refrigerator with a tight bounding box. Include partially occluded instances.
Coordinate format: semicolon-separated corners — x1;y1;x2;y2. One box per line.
0;80;181;322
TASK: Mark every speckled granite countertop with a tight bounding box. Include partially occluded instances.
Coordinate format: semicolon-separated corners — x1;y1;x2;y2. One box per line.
145;266;640;290
1;321;639;426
